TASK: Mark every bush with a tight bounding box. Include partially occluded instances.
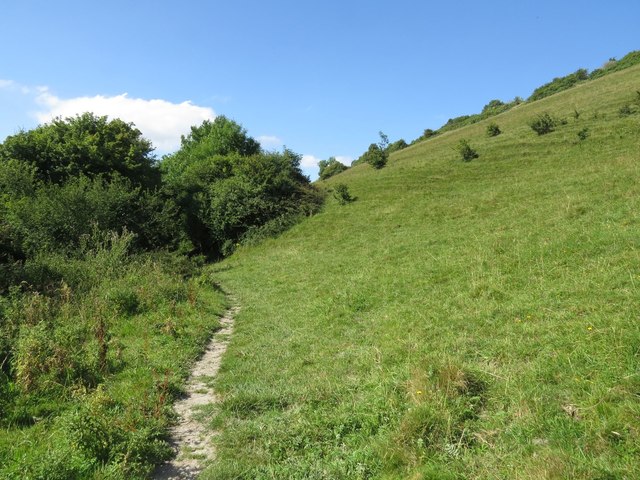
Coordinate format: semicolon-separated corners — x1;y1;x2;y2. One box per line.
528;69;589;101
422;129;437;139
486;123;501;137
364;144;388;169
529;113;557;135
619;104;634;116
333;184;354;205
352;132;390;169
386;139;408;154
0;113;159;188
577;128;590;141
457;140;479;162
318;157;348;180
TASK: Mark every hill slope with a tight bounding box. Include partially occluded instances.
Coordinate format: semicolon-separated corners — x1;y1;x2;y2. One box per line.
205;64;640;479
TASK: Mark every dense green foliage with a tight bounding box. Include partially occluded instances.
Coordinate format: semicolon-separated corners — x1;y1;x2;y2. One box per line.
203;63;640;479
456;139;479;162
588;50;640;79
161;116;323;257
353;132;390;169
529;112;557;135
486;122;501;137
0;113;159;188
386;138;408;153
318;157;349;180
0;113;321;477
528;68;589;101
332;183;354;205
0;233;226;478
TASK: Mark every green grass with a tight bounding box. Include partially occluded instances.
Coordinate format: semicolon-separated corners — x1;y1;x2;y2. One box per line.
202;64;640;479
0;251;227;479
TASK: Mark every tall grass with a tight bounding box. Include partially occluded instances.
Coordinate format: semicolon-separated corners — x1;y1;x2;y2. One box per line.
0;231;226;479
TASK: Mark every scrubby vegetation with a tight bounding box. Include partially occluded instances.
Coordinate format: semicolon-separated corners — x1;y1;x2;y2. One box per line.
353;131;390;169
456;139;479;162
0;113;320;478
486;122;501;137
529;112;558;135
332;183;355;205
318;157;349;180
3;51;640;478
412;50;640;144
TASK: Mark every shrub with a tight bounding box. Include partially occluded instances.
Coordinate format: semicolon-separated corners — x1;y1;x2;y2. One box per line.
333;184;354;205
363;144;387;169
0;113;159;188
528;69;589;101
619;104;634;116
577;128;590;141
529;113;557;135
318;157;348;180
422;129;437;139
361;132;390;170
486;123;501;137
457;140;479;162
386;139;408;153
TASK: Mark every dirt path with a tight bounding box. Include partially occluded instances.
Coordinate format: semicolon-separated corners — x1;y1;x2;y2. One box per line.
154;304;239;479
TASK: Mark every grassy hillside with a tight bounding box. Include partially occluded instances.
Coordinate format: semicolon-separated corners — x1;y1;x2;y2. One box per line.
203;64;640;479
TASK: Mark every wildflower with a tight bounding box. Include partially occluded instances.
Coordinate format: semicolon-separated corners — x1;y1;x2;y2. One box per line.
587;326;593;331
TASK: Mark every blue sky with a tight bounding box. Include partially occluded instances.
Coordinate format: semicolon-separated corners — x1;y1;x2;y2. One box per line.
1;1;638;179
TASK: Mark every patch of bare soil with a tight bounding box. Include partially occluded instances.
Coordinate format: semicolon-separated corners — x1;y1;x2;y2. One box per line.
154;304;239;479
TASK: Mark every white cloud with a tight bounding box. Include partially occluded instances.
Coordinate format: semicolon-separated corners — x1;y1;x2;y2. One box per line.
0;79;42;95
301;154;321;169
257;135;283;148
34;90;215;153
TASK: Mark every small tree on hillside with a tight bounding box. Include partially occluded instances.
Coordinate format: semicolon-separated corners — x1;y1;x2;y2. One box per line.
457;139;479;162
365;131;390;170
318;157;348;180
529;113;557;135
486;122;501;137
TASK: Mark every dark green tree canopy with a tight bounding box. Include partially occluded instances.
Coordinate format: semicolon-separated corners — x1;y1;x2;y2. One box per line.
160;118;320;258
162;116;261;184
318;157;348;180
0;113;158;188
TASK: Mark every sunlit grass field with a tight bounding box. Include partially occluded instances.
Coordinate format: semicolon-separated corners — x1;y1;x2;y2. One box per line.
204;65;640;479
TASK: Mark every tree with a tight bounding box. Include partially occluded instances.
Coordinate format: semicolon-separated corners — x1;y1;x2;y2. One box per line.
353;131;390;170
0;113;158;188
386;139;408;153
364;131;390;169
160;118;321;257
318;157;348;180
457;139;479;162
162;116;261;183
